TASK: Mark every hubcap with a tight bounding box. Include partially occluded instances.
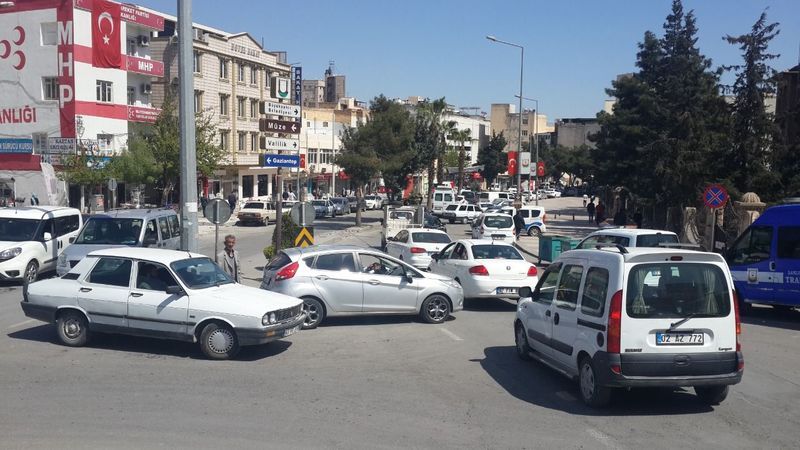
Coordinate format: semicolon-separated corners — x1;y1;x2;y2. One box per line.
427;297;448;321
304;302;320;325
580;363;595;400
26;264;37;281
516;327;526;354
63;318;81;339
207;329;234;354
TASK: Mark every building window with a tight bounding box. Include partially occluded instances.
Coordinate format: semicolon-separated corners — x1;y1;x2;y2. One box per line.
320;148;333;164
250;67;257;85
308;149;317;165
32;133;48;153
219;57;228;79
97;134;113;152
522;118;529;125
522;130;528;137
219;94;229;116
238;132;246;151
127;38;136;56
219;130;229;150
251;133;257;152
43;77;59;100
322;121;329;128
238;63;246;82
237;97;246;118
193;51;201;73
41;23;57;45
194;90;203;113
127;86;135;105
96;80;113;103
265;71;271;89
250;99;258;118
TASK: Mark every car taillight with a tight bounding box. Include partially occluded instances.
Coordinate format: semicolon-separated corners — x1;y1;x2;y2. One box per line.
275;261;299;281
606;289;623;354
410;247;427;254
527;266;538;277
469;265;489;276
733;290;742;353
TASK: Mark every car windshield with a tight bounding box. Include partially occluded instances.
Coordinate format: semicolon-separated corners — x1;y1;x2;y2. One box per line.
626;263;731;318
636;233;679;247
445;205;458;211
471;245;524;260
243;202;264;209
412;232;451;244
484;216;512;228
0;218;40;241
171;257;233;289
75;218;143;245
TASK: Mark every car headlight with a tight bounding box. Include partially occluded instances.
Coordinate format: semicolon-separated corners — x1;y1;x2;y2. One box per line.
58;253;67;265
444;279;461;290
0;247;22;261
262;312;278;325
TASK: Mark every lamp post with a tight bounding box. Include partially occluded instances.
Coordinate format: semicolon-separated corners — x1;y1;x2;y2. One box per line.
487;35;524;206
515;95;539;206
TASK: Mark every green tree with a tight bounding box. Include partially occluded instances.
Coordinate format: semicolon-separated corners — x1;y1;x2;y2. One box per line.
367;96;417;197
337;123;382;226
414;98;449;208
450;128;471;192
442;149;460;170
477;132;506;186
106;138;158;185
723;11;782;198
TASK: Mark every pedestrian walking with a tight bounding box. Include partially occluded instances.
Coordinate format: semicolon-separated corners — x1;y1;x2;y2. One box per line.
227;192;237;213
582;194;588;207
513;210;526;240
218;234;241;283
595;202;606;226
587;201;595;222
633;210;643;228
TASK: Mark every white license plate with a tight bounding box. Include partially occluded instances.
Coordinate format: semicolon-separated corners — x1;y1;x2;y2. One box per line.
496;287;518;295
656;332;704;345
283;325;300;338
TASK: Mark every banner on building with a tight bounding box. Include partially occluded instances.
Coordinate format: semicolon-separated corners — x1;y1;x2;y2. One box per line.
507;151;518;176
92;0;122;68
0;138;34;153
519;152;531;173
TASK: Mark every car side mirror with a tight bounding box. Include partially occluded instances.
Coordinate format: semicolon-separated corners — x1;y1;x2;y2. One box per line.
43;232;52;241
404;272;413;283
69;236;76;243
518;286;532;298
387;236;394;242
165;285;184;295
431;253;440;261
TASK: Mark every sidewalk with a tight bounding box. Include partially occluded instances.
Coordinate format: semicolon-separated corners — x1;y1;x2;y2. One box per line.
514;196;599;264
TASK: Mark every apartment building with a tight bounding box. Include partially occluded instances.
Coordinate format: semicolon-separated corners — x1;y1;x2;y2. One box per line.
490;103;555;157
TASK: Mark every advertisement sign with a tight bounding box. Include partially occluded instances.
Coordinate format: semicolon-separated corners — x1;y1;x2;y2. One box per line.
519;152;531;172
126;55;165;76
127;106;160;123
48;137;76;154
0;138;33;153
272;77;291;100
293;66;302;106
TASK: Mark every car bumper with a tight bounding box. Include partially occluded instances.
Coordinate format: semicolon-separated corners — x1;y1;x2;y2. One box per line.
407;254;433;270
236;312;307;346
0;259;26;280
461;276;533;299
20;301;56;323
592;351;744;388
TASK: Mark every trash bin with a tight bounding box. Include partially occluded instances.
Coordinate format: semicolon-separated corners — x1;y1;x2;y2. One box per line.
539;235;564;262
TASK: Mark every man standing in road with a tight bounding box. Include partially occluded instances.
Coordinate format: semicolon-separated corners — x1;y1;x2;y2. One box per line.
227;192;237;213
587;201;595;223
595;201;606;226
218;234;241;283
513;210;526;240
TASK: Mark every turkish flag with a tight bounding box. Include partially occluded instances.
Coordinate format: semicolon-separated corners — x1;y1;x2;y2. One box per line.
537;161;545;177
507;151;518;176
299;154;306;168
92;0;122;68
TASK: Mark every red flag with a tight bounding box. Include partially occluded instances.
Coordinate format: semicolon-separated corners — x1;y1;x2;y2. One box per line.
92;0;122;68
507;151;518;176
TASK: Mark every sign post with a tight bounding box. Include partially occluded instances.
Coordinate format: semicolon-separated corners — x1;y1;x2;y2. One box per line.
204;198;232;263
702;184;729;253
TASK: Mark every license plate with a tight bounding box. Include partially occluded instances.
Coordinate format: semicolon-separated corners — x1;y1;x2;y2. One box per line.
283;325;300;338
656;332;704;345
496;287;518;295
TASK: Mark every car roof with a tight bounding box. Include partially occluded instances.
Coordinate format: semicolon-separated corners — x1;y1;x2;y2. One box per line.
87;247;205;264
0;206;80;219
88;208;176;220
562;247;726;264
482;212;513;218
755;203;800;225
281;244;368;258
457;239;514;247
405;228;447;234
585;227;677;238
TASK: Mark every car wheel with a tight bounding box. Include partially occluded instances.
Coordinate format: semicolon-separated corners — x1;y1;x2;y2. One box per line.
695;385;729;405
301;297;325;329
448;218;455;224
420;294;450;324
515;322;533;360
56;310;89;347
199;322;240;360
527;227;542;237
24;260;39;283
578;357;612;407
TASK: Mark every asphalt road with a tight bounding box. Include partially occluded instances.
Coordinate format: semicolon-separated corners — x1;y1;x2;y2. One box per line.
1;202;799;449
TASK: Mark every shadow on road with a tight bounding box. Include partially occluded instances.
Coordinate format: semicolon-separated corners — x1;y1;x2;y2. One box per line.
475;345;715;416
7;324;291;361
743;306;800;332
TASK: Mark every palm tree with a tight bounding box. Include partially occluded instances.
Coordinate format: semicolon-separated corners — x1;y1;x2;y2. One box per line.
451;128;472;192
416;98;449;209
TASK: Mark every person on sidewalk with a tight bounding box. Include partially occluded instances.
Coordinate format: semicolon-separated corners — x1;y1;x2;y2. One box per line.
513;210;526;240
218;234;241;283
613;207;627;227
595;202;606;226
582;194;588;207
587;201;595;222
227;192;237;213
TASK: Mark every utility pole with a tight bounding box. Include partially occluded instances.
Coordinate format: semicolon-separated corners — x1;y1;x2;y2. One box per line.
330;108;336;196
275;168;283;251
177;0;198;251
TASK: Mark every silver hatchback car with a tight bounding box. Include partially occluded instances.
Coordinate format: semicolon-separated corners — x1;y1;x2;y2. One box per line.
260;245;463;328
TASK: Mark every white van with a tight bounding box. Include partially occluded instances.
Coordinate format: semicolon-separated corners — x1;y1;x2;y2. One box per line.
432;186;456;216
478;191;511;204
514;246;742;407
0;206;83;282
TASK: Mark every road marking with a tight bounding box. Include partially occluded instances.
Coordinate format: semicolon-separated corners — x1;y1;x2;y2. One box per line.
439;328;463;341
586;428;619;449
7;319;36;330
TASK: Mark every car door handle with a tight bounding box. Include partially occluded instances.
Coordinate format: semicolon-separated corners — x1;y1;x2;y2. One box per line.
368;279;380;285
769;261;776;271
545;310;551;317
315;275;329;281
130;292;143;297
553;312;560;325
79;287;92;292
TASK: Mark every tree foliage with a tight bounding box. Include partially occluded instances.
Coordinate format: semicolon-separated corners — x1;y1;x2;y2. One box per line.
414;98;449;207
540;144;592;186
477;132;507;185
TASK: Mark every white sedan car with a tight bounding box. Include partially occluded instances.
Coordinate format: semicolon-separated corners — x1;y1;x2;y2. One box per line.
385;228;452;270
471;213;516;242
429;239;538;299
20;248;305;360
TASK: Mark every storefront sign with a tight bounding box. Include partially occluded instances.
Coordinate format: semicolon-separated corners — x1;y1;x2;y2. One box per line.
230;43;260;58
0;106;37;124
120;4;165;31
126;55;164;76
48;137;76;154
127;106;160;123
0;138;34;153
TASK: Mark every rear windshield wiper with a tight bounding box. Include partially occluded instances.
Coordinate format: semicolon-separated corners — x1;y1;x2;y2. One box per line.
667;313;697;332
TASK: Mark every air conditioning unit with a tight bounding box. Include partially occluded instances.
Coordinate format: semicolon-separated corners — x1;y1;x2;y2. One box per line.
137;35;150;47
141;83;152;95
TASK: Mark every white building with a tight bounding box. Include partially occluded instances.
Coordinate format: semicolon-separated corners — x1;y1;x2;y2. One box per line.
443;110;491;166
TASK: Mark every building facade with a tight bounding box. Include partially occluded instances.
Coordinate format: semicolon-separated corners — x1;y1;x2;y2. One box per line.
776;64;800;149
301;79;325;108
489;103;554;156
553;118;601;149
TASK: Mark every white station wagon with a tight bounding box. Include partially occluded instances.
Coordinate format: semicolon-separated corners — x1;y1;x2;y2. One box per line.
21;248;305;360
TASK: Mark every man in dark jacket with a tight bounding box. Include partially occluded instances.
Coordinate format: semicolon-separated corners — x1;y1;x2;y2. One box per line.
587;201;595;222
513;210;526;240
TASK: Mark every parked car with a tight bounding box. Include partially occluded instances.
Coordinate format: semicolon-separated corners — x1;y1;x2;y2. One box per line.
22;248;306;360
442;203;482;224
237;201;276;226
518;206;547;237
364;195;382;210
572;228;679;251
514;246;742;407
57;208;181;277
346;196;359;213
0;206;83;282
330;197;349;215
429;239;538;300
471;213;516;242
311;200;336;218
432;185;457;216
260;245;464;329
385;228;452;270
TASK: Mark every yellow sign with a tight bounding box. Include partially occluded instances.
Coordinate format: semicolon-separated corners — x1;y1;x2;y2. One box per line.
295;227;314;247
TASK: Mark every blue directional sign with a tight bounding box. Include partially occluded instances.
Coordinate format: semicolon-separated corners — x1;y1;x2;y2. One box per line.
262;154;300;168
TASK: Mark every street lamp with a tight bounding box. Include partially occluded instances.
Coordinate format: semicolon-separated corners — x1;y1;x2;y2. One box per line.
487;35;524;206
515;95;539;206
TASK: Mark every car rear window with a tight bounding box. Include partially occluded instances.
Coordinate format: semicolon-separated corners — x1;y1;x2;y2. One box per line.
243;202;264;209
636;233;679;247
445;205;458;211
266;252;292;270
470;245;523;260
412;232;451;244
626;263;731;318
313;253;357;272
484;216;512;228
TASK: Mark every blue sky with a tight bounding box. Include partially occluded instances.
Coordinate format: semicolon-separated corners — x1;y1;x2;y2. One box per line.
137;0;800;121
